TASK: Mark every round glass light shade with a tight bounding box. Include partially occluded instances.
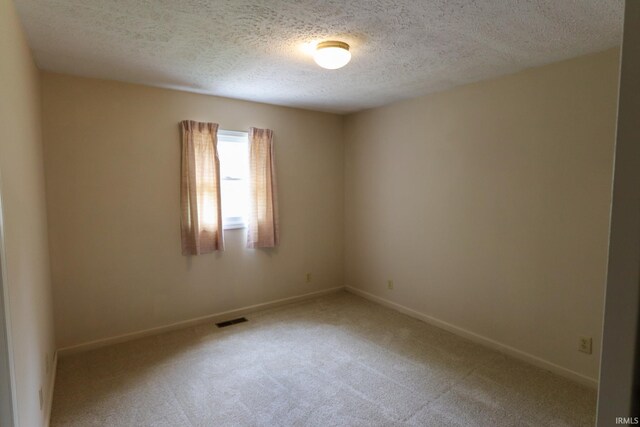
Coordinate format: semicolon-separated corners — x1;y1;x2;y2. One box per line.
313;41;351;70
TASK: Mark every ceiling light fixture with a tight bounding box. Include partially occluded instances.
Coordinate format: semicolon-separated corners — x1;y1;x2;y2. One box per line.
313;41;351;70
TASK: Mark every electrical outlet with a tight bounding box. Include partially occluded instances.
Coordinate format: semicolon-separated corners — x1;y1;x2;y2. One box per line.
305;273;312;283
39;388;43;411
578;336;592;354
45;352;50;375
387;280;394;290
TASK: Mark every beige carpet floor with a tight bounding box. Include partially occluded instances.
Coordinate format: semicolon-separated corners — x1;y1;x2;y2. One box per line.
51;291;596;426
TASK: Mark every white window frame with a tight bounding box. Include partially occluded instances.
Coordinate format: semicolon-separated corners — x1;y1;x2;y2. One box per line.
217;129;250;230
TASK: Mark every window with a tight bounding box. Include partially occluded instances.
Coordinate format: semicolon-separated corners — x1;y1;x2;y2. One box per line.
217;130;250;229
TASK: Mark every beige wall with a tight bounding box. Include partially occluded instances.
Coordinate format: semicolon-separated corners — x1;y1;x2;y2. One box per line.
344;49;619;382
0;0;56;425
40;73;345;348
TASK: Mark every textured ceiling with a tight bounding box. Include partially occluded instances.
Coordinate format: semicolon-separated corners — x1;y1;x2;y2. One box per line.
16;0;623;113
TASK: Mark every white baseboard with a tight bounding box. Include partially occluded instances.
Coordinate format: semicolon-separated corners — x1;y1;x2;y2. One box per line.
56;284;597;389
57;286;345;356
345;286;598;389
44;351;57;427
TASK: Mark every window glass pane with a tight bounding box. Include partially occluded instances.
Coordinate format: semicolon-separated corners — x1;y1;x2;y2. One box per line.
221;179;249;220
218;139;248;180
217;132;249;228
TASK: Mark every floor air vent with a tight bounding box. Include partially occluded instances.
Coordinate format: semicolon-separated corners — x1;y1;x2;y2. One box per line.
216;317;248;328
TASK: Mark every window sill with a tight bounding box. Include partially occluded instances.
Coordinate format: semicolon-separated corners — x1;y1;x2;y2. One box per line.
223;223;246;230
